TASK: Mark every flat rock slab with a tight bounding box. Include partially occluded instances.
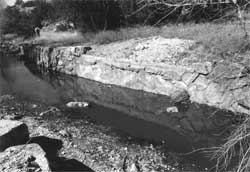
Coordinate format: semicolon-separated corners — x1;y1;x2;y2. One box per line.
0;120;29;151
0;143;51;172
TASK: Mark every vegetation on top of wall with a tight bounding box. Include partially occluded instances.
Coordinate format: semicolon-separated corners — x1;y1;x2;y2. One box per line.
30;22;249;57
2;0;250;37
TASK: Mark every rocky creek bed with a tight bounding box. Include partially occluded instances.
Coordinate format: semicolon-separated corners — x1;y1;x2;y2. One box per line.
0;94;205;172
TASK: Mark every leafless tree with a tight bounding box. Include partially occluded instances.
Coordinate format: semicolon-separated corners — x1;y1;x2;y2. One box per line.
127;0;249;35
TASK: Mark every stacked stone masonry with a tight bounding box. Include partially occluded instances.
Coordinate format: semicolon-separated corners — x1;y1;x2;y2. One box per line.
24;36;250;115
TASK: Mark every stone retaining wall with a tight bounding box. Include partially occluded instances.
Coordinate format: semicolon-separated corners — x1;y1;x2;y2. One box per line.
23;36;250;115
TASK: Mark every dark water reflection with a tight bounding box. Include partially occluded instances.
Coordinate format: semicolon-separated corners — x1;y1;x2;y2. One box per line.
0;54;234;169
0;55;60;104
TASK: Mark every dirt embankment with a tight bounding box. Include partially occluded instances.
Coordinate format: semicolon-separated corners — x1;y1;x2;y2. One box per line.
23;36;250;115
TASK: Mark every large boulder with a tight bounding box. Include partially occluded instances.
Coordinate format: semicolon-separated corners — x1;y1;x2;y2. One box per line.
0;120;29;151
0;143;51;172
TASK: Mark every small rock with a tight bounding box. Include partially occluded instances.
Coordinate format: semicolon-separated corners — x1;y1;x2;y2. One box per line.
49;106;60;112
69;142;74;147
13;114;24;120
128;163;139;172
0;120;29;151
35;168;42;172
31;104;38;108
39;112;47;117
39;107;60;117
97;146;103;152
66;101;89;108
83;46;92;54
4;112;23;120
166;106;179;113
59;129;72;138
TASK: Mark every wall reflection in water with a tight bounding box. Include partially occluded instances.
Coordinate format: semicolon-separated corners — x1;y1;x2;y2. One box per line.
0;54;234;168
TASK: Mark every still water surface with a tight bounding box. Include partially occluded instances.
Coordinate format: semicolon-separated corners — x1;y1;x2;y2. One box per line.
0;54;233;169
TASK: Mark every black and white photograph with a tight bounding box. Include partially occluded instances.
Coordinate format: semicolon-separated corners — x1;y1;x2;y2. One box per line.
1;0;250;171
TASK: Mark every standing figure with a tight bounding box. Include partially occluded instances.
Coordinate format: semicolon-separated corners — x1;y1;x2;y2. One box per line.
34;27;40;37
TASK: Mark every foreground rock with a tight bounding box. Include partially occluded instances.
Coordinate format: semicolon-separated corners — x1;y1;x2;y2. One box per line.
24;36;250;115
0;143;51;172
0;120;29;151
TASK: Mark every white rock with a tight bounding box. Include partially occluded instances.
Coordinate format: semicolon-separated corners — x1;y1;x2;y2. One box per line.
66;101;89;108
128;163;139;172
31;104;38;108
166;106;179;113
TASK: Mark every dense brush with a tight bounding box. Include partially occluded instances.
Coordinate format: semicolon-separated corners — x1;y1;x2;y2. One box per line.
212;115;250;172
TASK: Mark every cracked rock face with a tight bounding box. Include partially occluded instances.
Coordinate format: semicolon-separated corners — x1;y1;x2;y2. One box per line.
25;36;250;115
0;143;51;172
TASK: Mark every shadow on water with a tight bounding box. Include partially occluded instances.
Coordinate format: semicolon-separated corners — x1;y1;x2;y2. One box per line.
0;54;235;169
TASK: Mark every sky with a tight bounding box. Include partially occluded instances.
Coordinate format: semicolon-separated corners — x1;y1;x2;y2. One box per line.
5;0;30;6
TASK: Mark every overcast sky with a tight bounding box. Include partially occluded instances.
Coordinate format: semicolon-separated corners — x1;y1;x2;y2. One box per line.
6;0;30;6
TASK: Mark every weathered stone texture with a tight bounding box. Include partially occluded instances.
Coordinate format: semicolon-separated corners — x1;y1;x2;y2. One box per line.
0;143;51;172
24;36;250;115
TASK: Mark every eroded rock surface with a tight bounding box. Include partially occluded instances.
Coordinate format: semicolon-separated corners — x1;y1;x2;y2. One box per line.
24;36;250;115
0;143;51;172
0;120;29;151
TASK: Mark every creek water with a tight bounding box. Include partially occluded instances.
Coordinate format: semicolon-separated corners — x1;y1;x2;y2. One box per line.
0;54;234;170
